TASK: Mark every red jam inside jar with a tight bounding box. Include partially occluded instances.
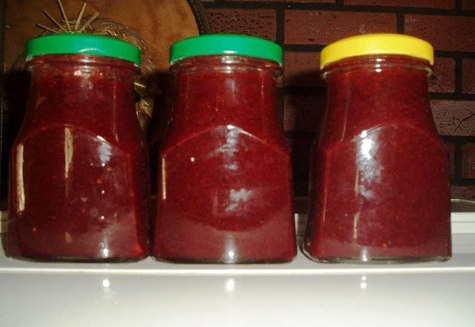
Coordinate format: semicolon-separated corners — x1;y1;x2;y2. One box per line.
304;34;451;263
7;34;150;261
152;34;296;263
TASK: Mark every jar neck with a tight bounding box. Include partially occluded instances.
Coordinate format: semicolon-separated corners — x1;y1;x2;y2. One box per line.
322;55;435;138
170;55;281;135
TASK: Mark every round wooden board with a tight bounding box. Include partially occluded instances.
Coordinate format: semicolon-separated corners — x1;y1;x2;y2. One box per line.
3;0;209;135
4;0;206;71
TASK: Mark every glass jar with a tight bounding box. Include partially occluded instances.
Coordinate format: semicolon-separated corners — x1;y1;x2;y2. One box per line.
153;34;296;263
7;34;150;262
304;34;451;263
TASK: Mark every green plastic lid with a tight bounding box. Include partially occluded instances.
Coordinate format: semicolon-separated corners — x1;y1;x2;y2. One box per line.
170;34;283;66
25;33;141;65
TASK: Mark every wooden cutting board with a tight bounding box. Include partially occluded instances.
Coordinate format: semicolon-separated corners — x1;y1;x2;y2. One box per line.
4;0;207;71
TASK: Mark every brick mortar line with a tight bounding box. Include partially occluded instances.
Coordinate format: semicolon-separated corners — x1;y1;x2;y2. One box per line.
451;181;475;186
276;8;285;46
396;12;405;33
204;3;475;17
442;135;475;142
430;93;475;101
436;52;475;59
455;58;464;96
203;2;281;9
455;140;464;181
337;6;475;16
281;87;475;100
283;47;475;59
450;179;475;186
285;134;475;145
281;91;475;99
284;45;325;52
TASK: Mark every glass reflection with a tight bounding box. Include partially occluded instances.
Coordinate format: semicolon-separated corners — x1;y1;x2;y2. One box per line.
224;238;237;263
101;276;117;299
102;277;111;289
100;241;110;258
225;278;236;292
361;247;369;262
360;275;368;290
356;129;380;186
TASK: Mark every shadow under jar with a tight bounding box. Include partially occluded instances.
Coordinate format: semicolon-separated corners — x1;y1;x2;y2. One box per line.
7;34;150;262
153;34;296;263
304;34;451;263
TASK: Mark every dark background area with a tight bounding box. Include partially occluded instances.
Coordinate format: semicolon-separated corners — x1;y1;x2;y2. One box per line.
201;0;475;199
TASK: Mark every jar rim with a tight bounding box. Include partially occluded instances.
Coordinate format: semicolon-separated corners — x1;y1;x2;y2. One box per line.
25;33;141;65
320;34;433;70
169;34;283;66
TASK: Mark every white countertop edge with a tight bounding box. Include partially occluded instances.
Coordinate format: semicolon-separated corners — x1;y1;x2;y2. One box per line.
1;250;474;276
1;264;475;276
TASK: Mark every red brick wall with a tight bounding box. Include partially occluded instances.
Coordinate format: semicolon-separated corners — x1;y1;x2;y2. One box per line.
201;0;475;199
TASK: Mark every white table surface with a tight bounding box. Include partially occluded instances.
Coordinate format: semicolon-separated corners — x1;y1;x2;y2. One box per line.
1;211;474;327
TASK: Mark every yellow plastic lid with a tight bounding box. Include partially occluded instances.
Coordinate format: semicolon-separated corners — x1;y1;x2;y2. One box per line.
320;33;434;69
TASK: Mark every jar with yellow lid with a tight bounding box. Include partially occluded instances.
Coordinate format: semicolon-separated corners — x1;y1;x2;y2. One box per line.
303;34;451;263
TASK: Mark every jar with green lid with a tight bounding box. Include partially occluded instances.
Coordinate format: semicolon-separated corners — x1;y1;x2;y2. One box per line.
152;34;296;263
304;34;451;263
7;34;150;262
